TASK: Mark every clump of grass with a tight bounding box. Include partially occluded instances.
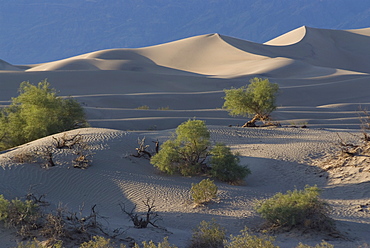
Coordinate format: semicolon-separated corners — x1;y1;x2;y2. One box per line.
255;185;334;232
224;227;279;248
136;105;150;110
295;241;334;248
190;179;218;205
80;236;125;248
134;237;177;248
157;106;171;110
189;219;226;248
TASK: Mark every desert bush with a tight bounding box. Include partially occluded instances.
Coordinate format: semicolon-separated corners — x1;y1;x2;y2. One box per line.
0;195;40;237
295;241;334;248
136;105;150;110
209;143;251;183
15;239;63;248
80;236;126;248
10;151;37;164
189;219;226;248
190;179;218;205
223;77;279;127
41;211;65;241
151;119;210;176
157;106;171;110
255;186;334;231
120;198;161;229
0;80;88;149
133;237;177;248
224;227;278;248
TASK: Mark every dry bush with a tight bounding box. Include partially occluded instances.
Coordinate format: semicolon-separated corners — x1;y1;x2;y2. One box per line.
224;227;278;248
189;219;225;248
134;237;177;248
190;179;218;206
295;241;334;248
52;132;83;149
255;186;335;233
80;236;126;248
72;141;93;169
10;151;37;164
41;210;66;241
120;198;161;229
0;194;41;238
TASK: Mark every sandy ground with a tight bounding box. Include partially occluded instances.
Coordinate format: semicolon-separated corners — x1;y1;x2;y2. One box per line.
0;26;370;247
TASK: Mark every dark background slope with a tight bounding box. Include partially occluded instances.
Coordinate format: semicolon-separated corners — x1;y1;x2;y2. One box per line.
1;0;370;64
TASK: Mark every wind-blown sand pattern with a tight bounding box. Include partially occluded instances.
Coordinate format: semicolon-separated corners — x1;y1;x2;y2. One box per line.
1;26;370;247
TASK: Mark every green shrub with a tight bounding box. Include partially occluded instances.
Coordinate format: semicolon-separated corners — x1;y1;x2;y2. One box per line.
136;105;150;110
209;143;250;183
191;179;218;205
0;194;40;237
223;77;279;127
295;241;334;248
224;227;279;248
255;186;334;231
0;80;88;149
133;237;177;248
189;219;226;248
80;236;126;248
151;119;210;176
15;239;63;248
0;194;10;221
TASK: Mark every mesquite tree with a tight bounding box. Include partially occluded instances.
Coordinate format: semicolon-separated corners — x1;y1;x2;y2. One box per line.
223;77;279;127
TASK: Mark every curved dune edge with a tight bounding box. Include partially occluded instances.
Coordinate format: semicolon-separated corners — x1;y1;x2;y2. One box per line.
0;127;369;247
264;26;307;46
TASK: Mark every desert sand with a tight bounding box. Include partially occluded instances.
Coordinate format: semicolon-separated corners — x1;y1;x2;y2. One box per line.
0;26;370;247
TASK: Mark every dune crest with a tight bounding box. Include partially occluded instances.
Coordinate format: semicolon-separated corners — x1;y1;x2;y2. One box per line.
264;26;307;46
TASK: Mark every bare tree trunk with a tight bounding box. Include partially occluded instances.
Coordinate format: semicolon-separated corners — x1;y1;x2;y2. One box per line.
242;114;260;127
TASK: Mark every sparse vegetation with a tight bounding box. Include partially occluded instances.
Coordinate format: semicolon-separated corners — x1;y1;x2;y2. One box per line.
0;194;40;237
136;105;150;110
157;106;171;110
295;241;334;248
134;237;178;248
209;143;250;183
224;227;279;248
150;120;249;183
223;77;279;127
255;186;334;232
0;80;88;150
15;239;63;248
189;219;226;248
190;179;218;205
150;119;210;176
120;198;161;229
80;236;125;248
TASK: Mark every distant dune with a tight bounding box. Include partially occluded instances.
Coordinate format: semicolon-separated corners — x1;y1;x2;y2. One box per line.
1;26;370;130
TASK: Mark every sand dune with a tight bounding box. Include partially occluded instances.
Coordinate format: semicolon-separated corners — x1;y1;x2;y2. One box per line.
0;26;368;130
1;26;370;246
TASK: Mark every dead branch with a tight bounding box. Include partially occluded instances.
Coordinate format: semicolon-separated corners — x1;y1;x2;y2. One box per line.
152;139;160;154
337;133;359;157
120;198;162;229
133;137;152;159
36;147;56;168
52;133;82;149
72;142;93;169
